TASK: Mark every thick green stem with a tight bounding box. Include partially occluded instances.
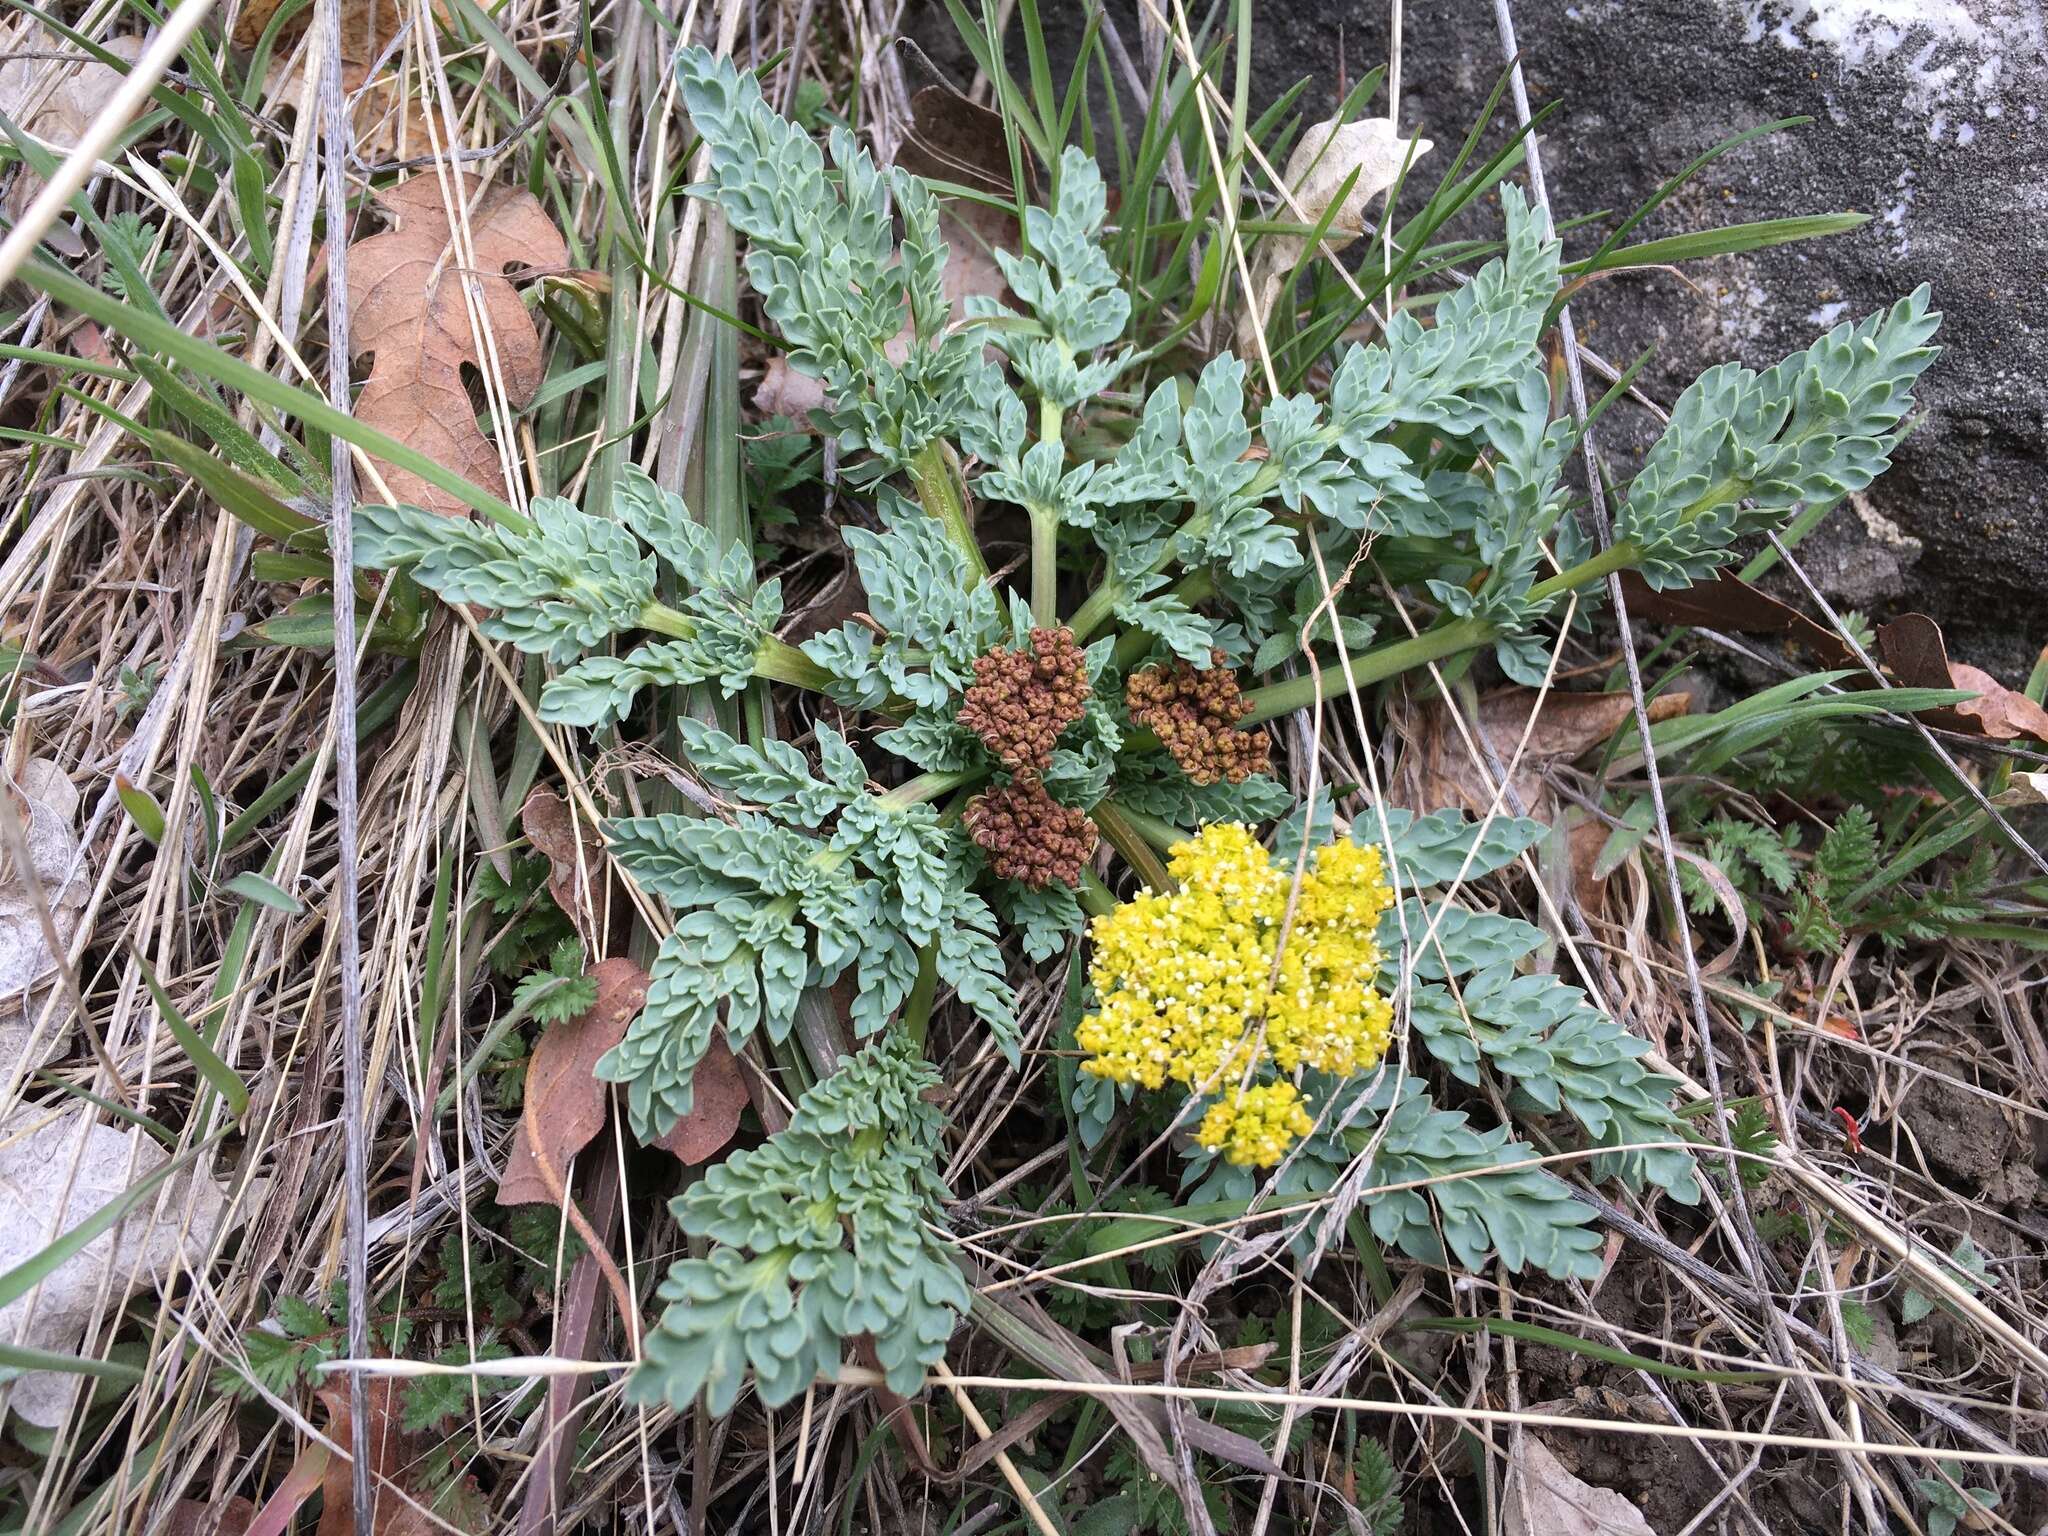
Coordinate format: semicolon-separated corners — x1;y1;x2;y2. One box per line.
1090;800;1174;893
1235;538;1644;725
902;940;940;1051
639;601;843;698
1238;617;1492;723
1099;801;1188;855
1030;509;1060;627
880;767;982;810
907;440;989;583
1076;869;1119;918
1069;579;1120;643
752;635;836;693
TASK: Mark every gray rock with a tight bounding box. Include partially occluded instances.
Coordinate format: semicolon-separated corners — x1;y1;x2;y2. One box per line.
914;0;2048;668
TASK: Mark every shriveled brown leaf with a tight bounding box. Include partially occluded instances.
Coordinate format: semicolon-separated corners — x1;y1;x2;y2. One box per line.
894;83;1031;198
314;1377;479;1536
0;25;144;233
889;80;1017;344
1567;815;1612;916
1503;1433;1657;1536
1393;686;1691;824
653;1034;747;1164
263;54;434;163
496;958;647;1208
345;176;567;516
230;0;443;57
1877;614;2048;741
1240;111;1428;353
1950;663;2048;742
518;786;602;938
1992;770;2048;808
1619;568;1851;666
753;355;828;419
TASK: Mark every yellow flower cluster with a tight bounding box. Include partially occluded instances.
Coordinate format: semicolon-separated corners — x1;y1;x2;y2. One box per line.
1196;1082;1315;1167
1076;822;1397;1165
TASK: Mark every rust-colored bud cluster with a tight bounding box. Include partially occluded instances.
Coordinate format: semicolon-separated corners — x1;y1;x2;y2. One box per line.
958;627;1091;772
965;780;1098;889
1125;650;1271;786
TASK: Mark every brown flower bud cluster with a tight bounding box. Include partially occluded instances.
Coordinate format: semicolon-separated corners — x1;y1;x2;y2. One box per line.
958;627;1091;772
965;780;1098;888
1126;650;1271;786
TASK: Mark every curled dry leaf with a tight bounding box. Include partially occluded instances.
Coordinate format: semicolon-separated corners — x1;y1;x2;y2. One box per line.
0;23;144;241
518;785;603;940
1618;568;1852;667
1392;685;1692;825
1503;1433;1658;1536
1992;770;2048;809
314;1376;480;1536
753;354;828;419
1240;113;1430;352
0;758;88;1072
890;78;1018;341
496;958;647;1208
345;177;567;516
1877;613;2048;742
0;1107;242;1427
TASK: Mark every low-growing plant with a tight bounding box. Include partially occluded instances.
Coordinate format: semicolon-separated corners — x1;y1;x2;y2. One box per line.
349;45;1940;1419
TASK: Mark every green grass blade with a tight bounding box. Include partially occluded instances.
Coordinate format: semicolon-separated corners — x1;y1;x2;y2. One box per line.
136;955;249;1119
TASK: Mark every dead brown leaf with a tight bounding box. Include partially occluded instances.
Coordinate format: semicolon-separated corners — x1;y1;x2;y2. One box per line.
263;54;434;163
1393;686;1691;824
314;1377;479;1536
1567;815;1611;916
345;176;566;516
496;958;647;1208
655;1034;747;1164
889;79;1018;341
1951;663;2048;742
230;0;439;56
518;786;602;939
1878;614;2048;742
1619;568;1851;666
753;355;828;419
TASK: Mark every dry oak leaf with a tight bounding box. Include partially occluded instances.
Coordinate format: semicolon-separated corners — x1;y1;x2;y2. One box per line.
1503;1433;1658;1536
262;54;434;163
0;1107;243;1427
314;1377;481;1536
1392;685;1692;825
345;176;566;517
